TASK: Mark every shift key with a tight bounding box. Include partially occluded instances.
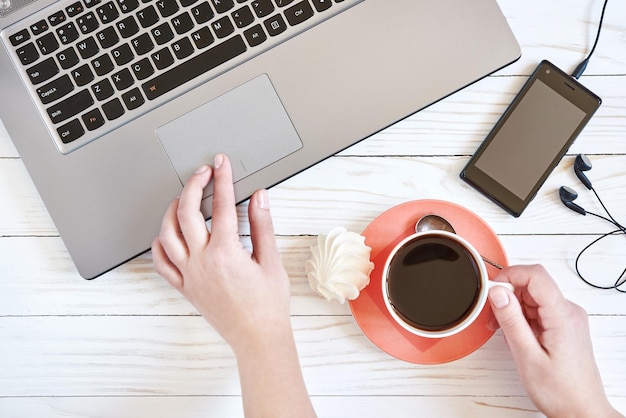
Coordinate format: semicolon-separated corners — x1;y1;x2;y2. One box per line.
142;35;247;100
47;89;94;124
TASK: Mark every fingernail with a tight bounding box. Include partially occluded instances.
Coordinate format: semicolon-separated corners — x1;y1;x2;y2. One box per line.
256;189;269;209
489;285;510;309
195;165;209;174
214;153;224;169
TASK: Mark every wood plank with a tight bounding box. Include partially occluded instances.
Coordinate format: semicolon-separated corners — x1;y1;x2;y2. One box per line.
495;0;626;77
2;154;626;237
341;76;626;156
0;396;542;418
2;396;625;418
0;396;544;418
0;316;624;398
1;234;625;316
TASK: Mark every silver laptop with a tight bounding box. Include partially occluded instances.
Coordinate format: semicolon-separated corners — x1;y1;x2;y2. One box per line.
0;0;520;279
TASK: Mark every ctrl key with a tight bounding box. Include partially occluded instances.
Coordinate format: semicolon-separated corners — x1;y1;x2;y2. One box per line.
57;118;85;143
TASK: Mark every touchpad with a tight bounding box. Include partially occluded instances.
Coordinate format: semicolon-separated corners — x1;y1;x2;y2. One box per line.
156;74;302;197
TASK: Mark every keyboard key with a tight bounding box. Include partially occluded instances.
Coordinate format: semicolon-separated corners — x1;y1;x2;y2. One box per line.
48;10;67;26
56;47;80;69
82;108;105;130
102;97;125;120
211;16;234;38
151;22;174;45
191;2;214;24
77;12;100;34
210;0;233;13
171;11;194;34
264;14;286;36
9;29;30;46
16;43;39;65
311;0;331;12
151;47;175;69
76;36;100;59
251;0;274;18
180;0;198;7
36;74;74;104
244;24;266;47
36;32;59;55
96;1;120;24
27;57;59;84
131;32;154;54
284;0;314;26
142;35;246;100
56;22;80;44
30;20;50;36
122;87;145;109
117;15;140;38
171;37;194;59
111;43;134;64
156;0;179;17
232;5;254;28
47;89;94;123
274;0;295;6
65;2;85;17
57;118;85;143
91;78;115;100
130;57;154;79
111;67;134;90
136;5;159;28
84;0;103;8
95;26;119;48
116;0;139;13
91;53;115;76
71;63;95;86
190;26;214;49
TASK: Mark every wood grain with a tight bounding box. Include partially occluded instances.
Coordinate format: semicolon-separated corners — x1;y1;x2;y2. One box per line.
1;0;625;416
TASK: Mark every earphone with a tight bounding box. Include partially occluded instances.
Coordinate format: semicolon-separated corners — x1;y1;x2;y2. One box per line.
559;154;626;292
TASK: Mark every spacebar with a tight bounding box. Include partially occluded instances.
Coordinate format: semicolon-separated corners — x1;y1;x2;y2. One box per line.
142;35;247;101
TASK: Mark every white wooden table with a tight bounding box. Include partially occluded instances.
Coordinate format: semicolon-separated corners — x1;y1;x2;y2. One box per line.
2;1;625;416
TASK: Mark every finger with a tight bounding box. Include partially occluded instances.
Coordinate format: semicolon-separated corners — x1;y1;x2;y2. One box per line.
210;154;239;240
496;265;563;306
159;198;188;266
249;189;279;266
151;236;183;290
488;285;544;364
496;264;567;329
177;165;213;252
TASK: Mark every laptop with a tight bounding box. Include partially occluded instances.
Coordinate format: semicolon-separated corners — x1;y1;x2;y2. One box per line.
0;0;520;279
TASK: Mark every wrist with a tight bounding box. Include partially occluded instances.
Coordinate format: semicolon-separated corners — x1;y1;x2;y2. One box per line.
232;316;295;360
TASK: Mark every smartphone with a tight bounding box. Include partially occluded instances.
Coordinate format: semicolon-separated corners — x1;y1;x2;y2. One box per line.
460;60;602;217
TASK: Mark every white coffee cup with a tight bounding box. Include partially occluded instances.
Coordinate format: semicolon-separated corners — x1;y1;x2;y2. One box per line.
382;230;512;339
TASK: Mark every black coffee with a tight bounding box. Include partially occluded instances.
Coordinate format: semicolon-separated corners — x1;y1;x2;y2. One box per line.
386;236;481;332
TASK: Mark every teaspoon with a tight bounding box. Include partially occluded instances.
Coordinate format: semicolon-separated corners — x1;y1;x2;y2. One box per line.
415;214;504;270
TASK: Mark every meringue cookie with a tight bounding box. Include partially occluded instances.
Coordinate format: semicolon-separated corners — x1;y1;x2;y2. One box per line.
305;227;375;303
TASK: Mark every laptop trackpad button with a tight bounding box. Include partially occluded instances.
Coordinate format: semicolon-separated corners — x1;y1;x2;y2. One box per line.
156;74;302;197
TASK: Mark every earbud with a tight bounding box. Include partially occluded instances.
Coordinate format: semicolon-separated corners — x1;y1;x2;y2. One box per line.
559;186;587;215
574;154;593;190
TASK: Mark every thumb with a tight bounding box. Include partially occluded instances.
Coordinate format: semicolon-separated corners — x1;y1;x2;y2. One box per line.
488;286;542;362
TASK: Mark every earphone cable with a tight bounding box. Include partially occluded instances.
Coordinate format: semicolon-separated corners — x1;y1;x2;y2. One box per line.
592;187;626;231
571;0;609;79
575;228;626;293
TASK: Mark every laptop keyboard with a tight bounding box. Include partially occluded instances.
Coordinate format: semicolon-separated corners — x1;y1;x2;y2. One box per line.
2;0;360;154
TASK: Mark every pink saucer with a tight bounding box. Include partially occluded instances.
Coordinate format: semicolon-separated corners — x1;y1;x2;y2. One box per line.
349;200;508;364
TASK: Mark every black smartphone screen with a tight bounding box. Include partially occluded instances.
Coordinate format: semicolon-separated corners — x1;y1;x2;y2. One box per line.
460;60;601;217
